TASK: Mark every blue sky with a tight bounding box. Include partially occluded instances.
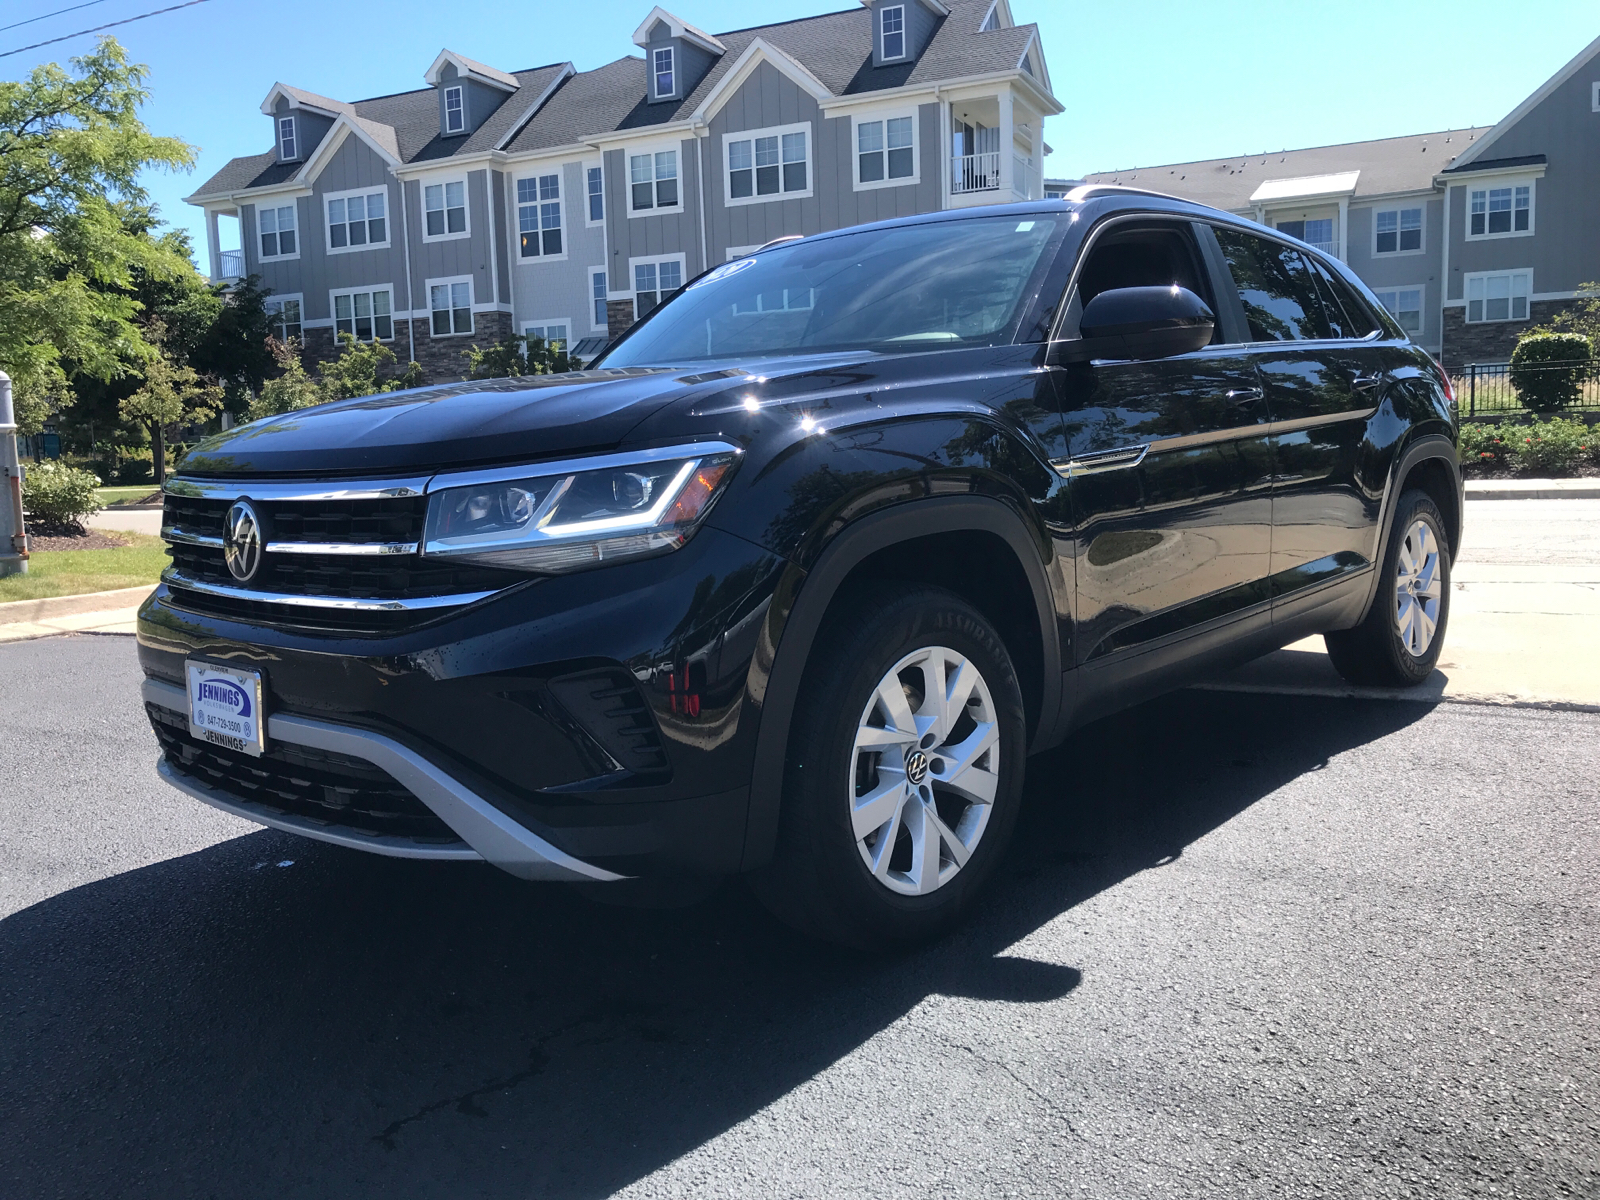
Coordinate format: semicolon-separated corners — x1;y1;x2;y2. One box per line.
3;0;1595;262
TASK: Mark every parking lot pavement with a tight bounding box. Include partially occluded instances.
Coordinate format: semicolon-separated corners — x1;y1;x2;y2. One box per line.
1;634;1595;1199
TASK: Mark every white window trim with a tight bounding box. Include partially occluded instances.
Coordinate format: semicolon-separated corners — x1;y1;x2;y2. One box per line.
584;161;605;228
1370;203;1425;258
588;266;609;331
277;115;299;162
849;108;920;193
880;4;907;61
424;274;476;338
513;169;567;263
328;284;397;343
1462;268;1533;324
1464;176;1536;241
725;244;761;261
628;251;688;311
253;201;301;263
626;141;685;218
322;185;392;256
721;121;814;208
521;319;573;350
420;175;471;244
653;46;677;100
444;85;465;135
264;293;305;340
1371;284;1426;335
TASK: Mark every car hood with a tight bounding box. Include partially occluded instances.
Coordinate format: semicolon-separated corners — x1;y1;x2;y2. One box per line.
175;367;728;478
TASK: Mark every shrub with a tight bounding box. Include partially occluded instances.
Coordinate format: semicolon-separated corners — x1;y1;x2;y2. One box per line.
22;461;103;528
1509;416;1592;476
1458;422;1509;468
1510;333;1593;412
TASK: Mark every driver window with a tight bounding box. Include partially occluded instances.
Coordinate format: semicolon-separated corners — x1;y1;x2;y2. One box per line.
1070;224;1219;343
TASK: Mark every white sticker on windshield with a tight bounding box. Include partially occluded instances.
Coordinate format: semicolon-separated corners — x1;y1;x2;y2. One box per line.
1016;221;1036;231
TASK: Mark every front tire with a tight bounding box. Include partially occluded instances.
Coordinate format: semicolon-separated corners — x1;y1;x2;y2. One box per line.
749;584;1027;948
1325;489;1450;687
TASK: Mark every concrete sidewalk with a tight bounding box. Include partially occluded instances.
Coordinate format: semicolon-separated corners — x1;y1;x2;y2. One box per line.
0;586;152;643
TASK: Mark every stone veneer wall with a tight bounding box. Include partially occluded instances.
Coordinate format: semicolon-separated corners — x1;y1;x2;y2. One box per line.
295;313;514;385
1441;299;1568;371
606;299;636;342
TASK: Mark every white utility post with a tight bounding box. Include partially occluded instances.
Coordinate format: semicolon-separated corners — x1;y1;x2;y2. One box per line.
0;371;28;577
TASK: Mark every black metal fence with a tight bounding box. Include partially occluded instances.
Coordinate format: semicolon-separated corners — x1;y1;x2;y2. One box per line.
1456;361;1600;419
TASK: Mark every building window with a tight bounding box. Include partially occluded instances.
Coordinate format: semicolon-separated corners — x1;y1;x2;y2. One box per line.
517;174;562;257
265;296;302;342
278;116;297;160
429;279;473;336
332;287;393;341
1375;207;1422;254
1469;184;1532;237
1372;287;1423;335
629;150;679;212
1465;271;1531;323
733;286;814;316
857;115;915;185
258;203;297;258
633;257;683;318
726;124;810;204
524;322;569;352
444;85;464;134
424;180;468;238
591;268;608;329
1276;218;1334;255
587;166;604;223
881;5;905;59
327;189;387;251
653;47;675;97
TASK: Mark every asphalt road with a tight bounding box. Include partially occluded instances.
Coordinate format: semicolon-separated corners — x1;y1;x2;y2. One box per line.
1;634;1596;1199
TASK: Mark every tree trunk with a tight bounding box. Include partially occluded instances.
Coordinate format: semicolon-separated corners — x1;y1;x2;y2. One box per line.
150;423;166;484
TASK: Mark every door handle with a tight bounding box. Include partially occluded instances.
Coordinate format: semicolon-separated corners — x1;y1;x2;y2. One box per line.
1351;374;1387;394
1224;386;1265;404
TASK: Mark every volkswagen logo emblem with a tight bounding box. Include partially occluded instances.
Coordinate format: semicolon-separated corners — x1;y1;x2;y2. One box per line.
223;500;264;583
904;748;930;786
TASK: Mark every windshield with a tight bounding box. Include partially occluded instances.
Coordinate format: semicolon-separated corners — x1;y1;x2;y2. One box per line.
598;214;1065;366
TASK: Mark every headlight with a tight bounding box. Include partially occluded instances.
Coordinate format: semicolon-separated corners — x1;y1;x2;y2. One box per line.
422;444;739;573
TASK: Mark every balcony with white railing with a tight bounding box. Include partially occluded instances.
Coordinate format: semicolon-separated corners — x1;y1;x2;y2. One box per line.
951;151;1001;195
219;248;244;279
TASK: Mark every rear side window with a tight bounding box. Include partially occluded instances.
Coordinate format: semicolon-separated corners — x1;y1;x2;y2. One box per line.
1304;255;1381;339
1213;228;1333;342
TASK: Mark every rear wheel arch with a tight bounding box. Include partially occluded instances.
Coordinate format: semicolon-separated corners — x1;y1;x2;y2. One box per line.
1351;433;1461;626
740;495;1062;871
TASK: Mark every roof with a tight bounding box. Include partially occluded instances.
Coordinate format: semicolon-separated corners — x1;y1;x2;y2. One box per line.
1440;153;1547;175
1082;127;1497;211
192;0;1052;199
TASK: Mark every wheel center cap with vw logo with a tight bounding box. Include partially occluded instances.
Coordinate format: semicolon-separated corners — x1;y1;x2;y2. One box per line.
904;748;930;786
223;500;264;583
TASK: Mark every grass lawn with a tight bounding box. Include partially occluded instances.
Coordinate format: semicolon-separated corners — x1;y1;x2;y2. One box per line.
95;485;160;506
0;533;167;604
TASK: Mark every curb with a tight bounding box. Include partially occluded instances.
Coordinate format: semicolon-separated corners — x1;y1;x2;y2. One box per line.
103;503;164;511
0;584;155;625
1466;480;1600;500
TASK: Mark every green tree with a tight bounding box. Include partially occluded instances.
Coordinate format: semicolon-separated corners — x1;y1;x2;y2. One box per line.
465;334;579;379
247;339;323;420
0;39;195;426
192;274;278;407
118;323;222;479
320;331;399;400
1527;282;1600;353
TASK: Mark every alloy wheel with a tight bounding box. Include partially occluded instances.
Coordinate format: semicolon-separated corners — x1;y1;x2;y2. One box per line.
1394;518;1442;657
849;645;1001;896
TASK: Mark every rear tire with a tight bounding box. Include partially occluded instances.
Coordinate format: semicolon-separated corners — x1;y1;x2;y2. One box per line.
749;583;1027;948
1325;489;1450;687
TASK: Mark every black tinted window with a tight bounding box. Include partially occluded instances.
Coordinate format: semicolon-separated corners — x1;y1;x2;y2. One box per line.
1305;256;1380;339
1213;228;1332;342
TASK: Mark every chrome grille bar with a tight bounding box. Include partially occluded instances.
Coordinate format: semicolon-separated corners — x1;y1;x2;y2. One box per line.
161;569;497;612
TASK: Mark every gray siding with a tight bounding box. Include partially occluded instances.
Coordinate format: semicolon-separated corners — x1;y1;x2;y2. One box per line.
1344;196;1445;351
873;0;938;68
270;95;333;165
511;159;609;341
643;23;718;104
1444;46;1600;299
604;137;705;288
401;168;496;316
435;63;509;138
490;169;511;305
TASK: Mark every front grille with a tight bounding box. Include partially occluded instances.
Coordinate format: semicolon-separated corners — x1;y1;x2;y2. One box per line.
165;542;522;602
164;494;428;544
148;703;461;844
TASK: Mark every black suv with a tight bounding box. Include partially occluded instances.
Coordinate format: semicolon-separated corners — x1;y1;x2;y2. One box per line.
139;191;1462;946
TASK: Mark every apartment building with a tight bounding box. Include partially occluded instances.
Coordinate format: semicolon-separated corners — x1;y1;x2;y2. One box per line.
185;0;1060;378
1081;33;1600;368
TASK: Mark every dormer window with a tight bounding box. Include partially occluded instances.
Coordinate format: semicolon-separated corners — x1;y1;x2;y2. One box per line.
444;86;464;134
881;6;905;60
653;47;675;97
278;116;297;160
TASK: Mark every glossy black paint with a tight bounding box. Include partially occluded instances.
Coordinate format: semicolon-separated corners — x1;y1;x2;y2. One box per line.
141;193;1462;878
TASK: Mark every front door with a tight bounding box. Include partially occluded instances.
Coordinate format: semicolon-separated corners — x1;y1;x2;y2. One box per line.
1053;220;1275;666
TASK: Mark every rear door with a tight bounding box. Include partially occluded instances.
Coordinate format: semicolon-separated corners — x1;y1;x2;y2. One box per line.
1209;228;1394;608
1053;218;1275;666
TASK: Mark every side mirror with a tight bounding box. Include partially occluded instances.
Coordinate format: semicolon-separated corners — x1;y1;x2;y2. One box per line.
1048;286;1215;364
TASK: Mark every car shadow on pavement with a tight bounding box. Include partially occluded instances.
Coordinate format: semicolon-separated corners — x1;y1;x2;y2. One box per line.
0;690;1434;1199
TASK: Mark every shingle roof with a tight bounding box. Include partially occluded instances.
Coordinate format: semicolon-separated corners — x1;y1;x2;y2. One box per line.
1081;127;1498;211
193;1;1049;198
